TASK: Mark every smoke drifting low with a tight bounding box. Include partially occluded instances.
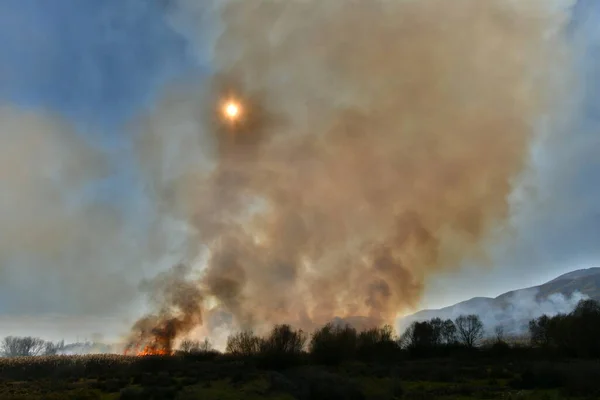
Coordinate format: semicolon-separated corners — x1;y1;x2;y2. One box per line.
128;0;570;351
399;288;589;337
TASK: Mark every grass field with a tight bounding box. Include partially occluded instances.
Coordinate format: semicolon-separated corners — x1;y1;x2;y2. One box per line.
0;354;599;399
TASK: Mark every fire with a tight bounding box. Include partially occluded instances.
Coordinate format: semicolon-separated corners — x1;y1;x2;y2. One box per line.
124;344;172;357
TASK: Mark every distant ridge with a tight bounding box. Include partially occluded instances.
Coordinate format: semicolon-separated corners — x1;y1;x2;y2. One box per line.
399;267;600;334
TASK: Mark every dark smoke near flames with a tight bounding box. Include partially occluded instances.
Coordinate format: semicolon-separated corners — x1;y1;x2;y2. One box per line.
124;265;203;355
125;0;570;353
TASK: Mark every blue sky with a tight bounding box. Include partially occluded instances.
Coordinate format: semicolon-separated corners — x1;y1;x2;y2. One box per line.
0;0;209;319
0;0;201;218
0;0;196;133
0;0;216;228
0;0;599;333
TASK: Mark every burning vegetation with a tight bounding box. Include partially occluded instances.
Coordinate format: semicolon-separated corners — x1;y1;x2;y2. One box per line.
126;0;570;353
124;265;203;355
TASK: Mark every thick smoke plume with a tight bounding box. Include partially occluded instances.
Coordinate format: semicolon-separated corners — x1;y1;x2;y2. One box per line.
128;0;570;351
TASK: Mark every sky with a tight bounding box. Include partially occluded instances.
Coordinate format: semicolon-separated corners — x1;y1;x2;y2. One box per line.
422;0;600;308
0;0;211;340
0;0;598;341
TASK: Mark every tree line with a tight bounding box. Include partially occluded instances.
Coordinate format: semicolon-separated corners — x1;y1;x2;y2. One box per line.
3;299;599;363
176;298;600;367
0;336;66;357
528;298;600;357
216;313;486;367
0;338;112;358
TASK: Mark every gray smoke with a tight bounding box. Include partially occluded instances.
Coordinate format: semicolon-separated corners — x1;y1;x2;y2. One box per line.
399;288;588;336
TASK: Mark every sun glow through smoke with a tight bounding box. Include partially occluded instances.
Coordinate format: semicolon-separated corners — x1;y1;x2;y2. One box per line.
222;100;241;121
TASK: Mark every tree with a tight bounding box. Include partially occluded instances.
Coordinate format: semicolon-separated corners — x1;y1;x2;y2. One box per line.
179;338;212;353
198;338;213;352
43;340;65;355
572;299;600;318
258;324;307;368
527;300;600;357
179;339;198;353
441;319;457;344
528;315;551;347
260;324;306;355
226;331;261;356
400;318;456;350
429;318;444;345
356;325;398;361
455;314;484;348
410;321;437;348
1;336;47;357
570;299;600;357
309;323;357;365
494;325;505;343
398;323;415;349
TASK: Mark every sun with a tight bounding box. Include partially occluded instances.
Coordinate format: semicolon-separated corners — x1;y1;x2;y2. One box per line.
222;101;241;121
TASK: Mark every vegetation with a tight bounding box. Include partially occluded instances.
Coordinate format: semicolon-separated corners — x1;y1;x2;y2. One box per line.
528;299;600;357
1;336;65;357
0;299;599;399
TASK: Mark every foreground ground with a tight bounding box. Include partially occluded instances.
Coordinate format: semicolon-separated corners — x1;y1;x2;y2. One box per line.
0;354;599;400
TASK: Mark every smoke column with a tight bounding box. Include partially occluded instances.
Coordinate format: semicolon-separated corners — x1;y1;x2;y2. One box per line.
127;0;571;351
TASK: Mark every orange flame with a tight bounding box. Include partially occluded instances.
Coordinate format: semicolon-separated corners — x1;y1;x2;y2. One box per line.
124;344;172;357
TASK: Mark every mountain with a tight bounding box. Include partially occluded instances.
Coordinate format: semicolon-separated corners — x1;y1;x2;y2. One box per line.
399;267;600;335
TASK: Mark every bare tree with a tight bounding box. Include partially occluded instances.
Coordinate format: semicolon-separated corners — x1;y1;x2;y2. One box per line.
400;318;457;349
179;338;213;353
454;315;484;348
44;340;66;355
226;331;262;356
1;336;47;357
198;338;213;352
494;325;505;343
179;339;200;353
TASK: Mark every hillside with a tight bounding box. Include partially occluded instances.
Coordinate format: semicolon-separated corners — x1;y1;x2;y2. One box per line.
399;267;600;334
